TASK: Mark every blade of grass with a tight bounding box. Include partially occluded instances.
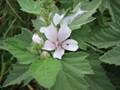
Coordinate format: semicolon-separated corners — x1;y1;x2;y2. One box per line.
5;0;24;22
3;18;17;38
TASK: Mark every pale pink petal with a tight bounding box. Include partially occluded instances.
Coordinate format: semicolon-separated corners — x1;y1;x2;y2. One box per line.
32;34;42;44
43;40;56;51
40;27;47;33
58;24;72;42
53;47;65;59
62;39;79;51
44;23;57;42
53;13;64;26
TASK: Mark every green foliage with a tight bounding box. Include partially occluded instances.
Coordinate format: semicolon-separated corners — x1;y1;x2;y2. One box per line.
17;0;56;16
100;46;120;65
29;58;61;89
71;25;92;50
52;52;93;90
32;16;47;31
99;0;120;22
88;18;120;48
1;0;120;89
3;28;39;64
86;53;115;90
70;0;102;30
3;64;30;87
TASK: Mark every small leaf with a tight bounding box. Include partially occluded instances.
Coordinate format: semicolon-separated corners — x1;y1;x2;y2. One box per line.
29;58;61;89
17;0;43;15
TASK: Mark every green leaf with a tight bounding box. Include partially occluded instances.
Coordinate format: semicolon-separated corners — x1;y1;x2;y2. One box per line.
100;46;120;65
89;22;120;48
17;0;43;15
70;0;102;30
3;64;30;87
32;17;46;31
62;52;94;75
99;0;120;22
17;0;56;16
86;53;115;90
4;28;39;64
51;52;93;90
71;25;92;50
29;58;61;89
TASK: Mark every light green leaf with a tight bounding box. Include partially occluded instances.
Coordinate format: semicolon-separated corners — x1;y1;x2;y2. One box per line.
17;0;56;16
4;28;39;64
29;58;61;89
100;46;120;65
51;52;93;90
3;64;30;87
17;0;43;15
86;53;115;90
70;0;102;30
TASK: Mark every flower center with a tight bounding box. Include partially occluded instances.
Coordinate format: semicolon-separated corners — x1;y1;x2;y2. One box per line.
55;41;62;48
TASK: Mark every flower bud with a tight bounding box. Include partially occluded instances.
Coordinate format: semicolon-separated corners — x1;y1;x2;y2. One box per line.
32;34;43;44
41;51;50;58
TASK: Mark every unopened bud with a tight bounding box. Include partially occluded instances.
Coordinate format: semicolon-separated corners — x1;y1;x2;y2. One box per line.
41;51;50;58
32;34;43;44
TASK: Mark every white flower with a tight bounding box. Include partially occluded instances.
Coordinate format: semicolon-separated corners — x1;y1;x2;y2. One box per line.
40;8;86;59
41;14;79;59
53;13;64;26
32;34;43;44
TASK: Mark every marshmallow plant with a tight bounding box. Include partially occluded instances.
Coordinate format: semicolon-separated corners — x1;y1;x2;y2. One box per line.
5;1;115;90
38;9;86;59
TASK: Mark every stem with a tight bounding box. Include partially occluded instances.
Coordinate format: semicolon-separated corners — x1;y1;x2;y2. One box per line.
0;55;6;82
5;0;24;22
3;18;17;38
27;84;34;90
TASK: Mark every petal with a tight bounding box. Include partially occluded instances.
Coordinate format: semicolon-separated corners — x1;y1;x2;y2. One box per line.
44;23;58;42
53;13;64;26
58;24;72;42
43;40;56;51
53;47;65;59
74;8;87;18
62;39;79;51
32;34;42;44
40;27;47;33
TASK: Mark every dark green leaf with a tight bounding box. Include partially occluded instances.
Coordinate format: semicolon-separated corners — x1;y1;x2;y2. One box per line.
86;53;115;90
100;46;120;65
3;64;30;87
